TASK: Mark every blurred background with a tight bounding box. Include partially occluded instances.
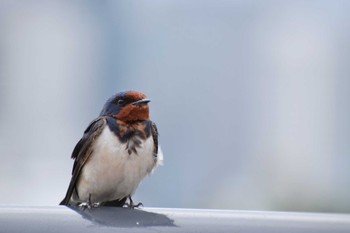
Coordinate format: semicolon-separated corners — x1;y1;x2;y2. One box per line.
0;0;350;213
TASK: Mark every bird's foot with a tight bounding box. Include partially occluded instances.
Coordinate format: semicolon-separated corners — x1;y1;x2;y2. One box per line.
79;194;100;209
79;202;92;209
125;196;143;209
125;202;143;209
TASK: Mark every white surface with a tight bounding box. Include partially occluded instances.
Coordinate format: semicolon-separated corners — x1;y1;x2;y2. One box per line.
1;206;350;233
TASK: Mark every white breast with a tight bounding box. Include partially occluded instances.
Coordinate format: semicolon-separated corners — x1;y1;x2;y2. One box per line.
75;126;157;203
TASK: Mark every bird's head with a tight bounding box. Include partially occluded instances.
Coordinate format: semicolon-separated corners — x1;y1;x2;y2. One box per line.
100;91;150;122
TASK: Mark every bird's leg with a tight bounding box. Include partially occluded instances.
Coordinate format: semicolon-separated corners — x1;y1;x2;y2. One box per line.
79;193;99;209
125;196;143;209
79;194;92;209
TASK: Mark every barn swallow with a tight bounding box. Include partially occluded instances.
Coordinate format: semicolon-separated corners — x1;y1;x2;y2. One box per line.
60;91;163;208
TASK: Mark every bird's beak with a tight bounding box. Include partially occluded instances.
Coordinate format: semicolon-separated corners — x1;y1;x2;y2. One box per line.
132;98;151;106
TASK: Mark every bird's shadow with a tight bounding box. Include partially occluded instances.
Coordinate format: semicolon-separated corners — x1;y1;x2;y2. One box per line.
68;206;176;228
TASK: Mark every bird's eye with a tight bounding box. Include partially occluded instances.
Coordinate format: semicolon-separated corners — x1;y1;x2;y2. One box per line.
117;99;125;105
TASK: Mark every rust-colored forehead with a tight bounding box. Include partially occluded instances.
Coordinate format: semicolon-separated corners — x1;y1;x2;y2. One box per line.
124;91;147;100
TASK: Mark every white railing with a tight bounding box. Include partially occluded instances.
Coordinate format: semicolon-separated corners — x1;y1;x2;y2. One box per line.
1;206;350;232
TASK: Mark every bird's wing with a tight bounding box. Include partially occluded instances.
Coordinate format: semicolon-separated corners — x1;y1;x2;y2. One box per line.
150;121;163;167
150;121;159;156
60;117;107;205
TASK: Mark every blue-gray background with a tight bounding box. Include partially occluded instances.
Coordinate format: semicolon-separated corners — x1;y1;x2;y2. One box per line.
1;0;349;213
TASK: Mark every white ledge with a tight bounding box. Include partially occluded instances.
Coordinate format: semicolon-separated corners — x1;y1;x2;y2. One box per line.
0;206;350;233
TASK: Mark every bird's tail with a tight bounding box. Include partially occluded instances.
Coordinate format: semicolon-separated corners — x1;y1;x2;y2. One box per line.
59;196;70;206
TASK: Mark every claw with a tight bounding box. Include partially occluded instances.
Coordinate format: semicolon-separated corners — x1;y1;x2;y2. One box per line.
134;202;143;208
125;202;143;209
79;202;92;210
79;194;100;209
126;196;143;209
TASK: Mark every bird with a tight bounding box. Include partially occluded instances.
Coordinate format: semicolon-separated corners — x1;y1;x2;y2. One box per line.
60;91;163;208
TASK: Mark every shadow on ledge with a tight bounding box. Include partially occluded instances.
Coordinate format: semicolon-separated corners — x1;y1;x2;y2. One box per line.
68;206;176;228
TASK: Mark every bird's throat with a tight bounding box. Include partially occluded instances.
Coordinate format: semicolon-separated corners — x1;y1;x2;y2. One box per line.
113;105;149;122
